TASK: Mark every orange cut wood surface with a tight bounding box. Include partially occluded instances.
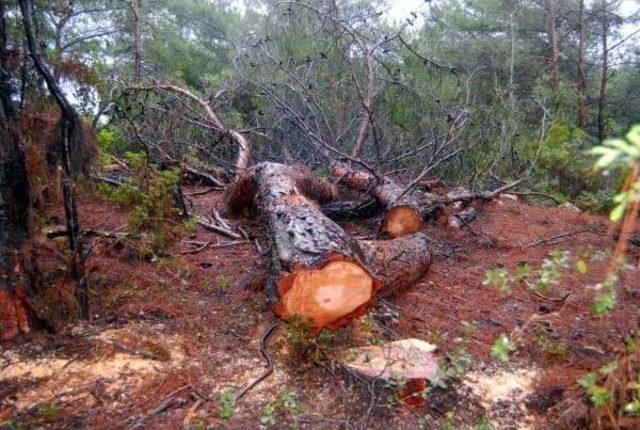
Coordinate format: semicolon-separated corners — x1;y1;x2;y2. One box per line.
382;206;421;237
275;260;373;329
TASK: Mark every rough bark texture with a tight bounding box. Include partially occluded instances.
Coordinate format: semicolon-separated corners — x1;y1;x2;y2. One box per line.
20;0;90;318
0;123;33;340
331;163;435;237
547;0;560;94
598;16;608;141
229;162;377;329
361;232;431;297
576;0;587;127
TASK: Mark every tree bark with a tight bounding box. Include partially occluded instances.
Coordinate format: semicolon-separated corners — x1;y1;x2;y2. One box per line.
576;0;587;127
361;232;431;297
598;15;608;141
20;0;90;318
547;0;560;95
132;0;142;79
229;162;432;329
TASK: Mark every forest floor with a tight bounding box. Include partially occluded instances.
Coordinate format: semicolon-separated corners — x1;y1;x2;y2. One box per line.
1;185;639;430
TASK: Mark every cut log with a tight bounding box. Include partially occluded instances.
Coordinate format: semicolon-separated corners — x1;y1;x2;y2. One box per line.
228;162;378;330
331;163;438;237
361;232;432;297
337;338;440;406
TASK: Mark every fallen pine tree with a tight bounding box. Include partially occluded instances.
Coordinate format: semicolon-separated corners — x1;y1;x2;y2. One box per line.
331;163;440;237
227;162;432;330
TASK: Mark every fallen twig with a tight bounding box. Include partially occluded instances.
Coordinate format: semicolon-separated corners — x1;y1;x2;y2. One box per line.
524;222;601;248
185;187;223;196
235;323;279;401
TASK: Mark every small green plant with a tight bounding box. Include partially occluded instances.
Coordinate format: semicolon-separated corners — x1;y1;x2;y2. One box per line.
283;314;336;363
590;124;640;221
38;403;60;421
482;267;510;293
475;416;495;430
99;151;183;257
590;273;619;315
215;274;229;293
535;334;569;357
260;387;304;426
491;334;517;363
484;250;575;295
5;419;25;430
217;388;236;419
578;372;612;407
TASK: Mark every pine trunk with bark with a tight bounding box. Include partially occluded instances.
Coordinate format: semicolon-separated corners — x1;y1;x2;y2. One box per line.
598;17;608;141
228;162;432;330
331;163;438;237
576;0;587;127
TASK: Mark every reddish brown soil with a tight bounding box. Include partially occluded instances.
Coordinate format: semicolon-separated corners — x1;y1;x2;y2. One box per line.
1;186;639;429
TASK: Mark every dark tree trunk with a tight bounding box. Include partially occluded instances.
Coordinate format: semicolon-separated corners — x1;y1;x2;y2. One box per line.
132;0;142;79
547;0;560;95
20;0;90;318
0;122;33;340
598;17;608;141
576;0;587;127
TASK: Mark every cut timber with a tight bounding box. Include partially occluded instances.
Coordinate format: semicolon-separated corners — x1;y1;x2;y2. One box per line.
337;338;440;406
331;163;437;237
361;232;432;297
228;162;377;330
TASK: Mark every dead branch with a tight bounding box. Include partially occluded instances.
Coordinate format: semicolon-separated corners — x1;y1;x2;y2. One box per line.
235;323;278;401
125;83;251;178
524;222;601;248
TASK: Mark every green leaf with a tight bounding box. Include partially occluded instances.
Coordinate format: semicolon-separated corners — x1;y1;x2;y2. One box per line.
610;202;626;221
576;260;588;274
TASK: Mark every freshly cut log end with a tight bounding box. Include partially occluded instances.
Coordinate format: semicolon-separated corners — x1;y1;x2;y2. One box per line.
275;254;381;330
381;205;422;237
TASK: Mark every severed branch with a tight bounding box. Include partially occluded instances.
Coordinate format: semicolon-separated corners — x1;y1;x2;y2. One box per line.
524;222;601;248
125;83;251;178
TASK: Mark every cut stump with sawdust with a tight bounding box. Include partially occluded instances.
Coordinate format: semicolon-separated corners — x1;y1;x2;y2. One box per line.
337;338;440;405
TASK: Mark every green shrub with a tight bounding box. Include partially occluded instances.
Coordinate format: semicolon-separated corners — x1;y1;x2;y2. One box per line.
99;151;183;256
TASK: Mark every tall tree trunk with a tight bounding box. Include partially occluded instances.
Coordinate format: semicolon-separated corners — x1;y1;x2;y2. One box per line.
0;0;13;118
598;17;608;141
547;0;560;94
1;0;34;340
132;0;142;80
19;0;90;318
576;0;587;127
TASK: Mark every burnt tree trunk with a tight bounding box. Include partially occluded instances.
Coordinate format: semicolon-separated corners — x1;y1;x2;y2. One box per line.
0;0;32;340
20;0;90;318
229;162;432;330
0;123;33;340
331;163;438;237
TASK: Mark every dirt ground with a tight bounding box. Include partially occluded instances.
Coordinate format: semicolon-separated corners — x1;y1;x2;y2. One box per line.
1;185;639;430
